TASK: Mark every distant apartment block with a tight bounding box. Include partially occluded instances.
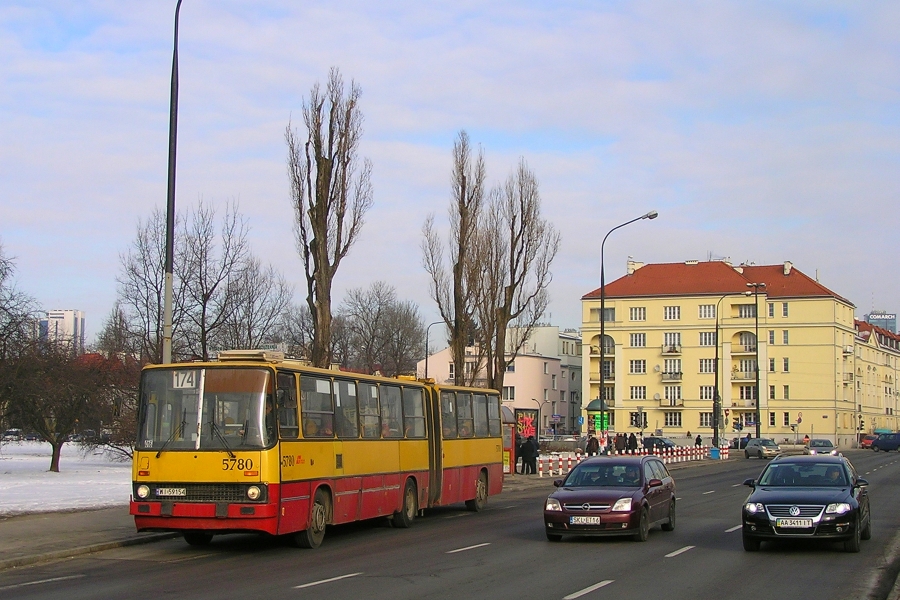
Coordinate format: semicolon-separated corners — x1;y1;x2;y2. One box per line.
865;311;897;334
37;309;85;352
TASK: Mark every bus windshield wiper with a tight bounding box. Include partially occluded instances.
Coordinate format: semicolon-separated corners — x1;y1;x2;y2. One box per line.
208;420;235;458
156;409;187;458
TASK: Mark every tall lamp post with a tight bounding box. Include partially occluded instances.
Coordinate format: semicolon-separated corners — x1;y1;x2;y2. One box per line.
162;0;184;365
747;282;766;438
533;397;549;442
423;320;444;380
598;211;658;439
713;291;751;447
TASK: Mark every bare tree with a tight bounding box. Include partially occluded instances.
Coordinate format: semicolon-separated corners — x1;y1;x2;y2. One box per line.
340;281;396;374
0;241;38;362
219;256;292;350
421;130;486;386
286;67;373;368
380;299;425;377
475;160;559;392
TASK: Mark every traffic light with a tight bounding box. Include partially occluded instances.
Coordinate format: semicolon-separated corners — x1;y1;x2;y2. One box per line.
859;418;865;430
790;424;796;432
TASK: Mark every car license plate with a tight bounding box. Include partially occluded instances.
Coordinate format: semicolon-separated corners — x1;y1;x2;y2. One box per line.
776;518;812;528
570;516;602;525
156;487;187;497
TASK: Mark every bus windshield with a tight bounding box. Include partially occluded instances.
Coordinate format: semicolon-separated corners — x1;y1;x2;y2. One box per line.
137;367;274;451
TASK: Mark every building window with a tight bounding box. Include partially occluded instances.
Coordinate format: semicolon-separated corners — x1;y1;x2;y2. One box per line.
699;358;715;373
543;389;548;401
699;332;716;346
769;385;775;399
738;304;757;318
630;386;646;400
664;359;681;375
739;332;756;351
769;412;776;426
630;307;646;321
449;363;455;379
630;333;646;347
698;304;715;319
630;360;646;374
768;330;775;345
551;374;557;390
783;357;790;372
502;386;515;401
700;386;715;400
602;386;614;400
664;386;681;404
602;360;613;378
768;303;775;318
543;362;548;374
506;361;515;372
740;385;757;400
630;412;647;428
602;307;615;322
699;412;712;428
782;302;789;317
783;385;790;400
664;412;682;428
664;332;681;349
664;306;681;320
783;412;790;426
769;358;775;372
782;330;789;345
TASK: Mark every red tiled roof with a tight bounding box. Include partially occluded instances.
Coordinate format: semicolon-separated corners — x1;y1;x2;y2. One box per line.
856;320;900;345
582;261;852;305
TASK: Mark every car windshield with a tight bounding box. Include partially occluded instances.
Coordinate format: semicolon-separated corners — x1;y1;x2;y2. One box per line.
809;440;833;448
758;462;848;486
563;463;642;487
760;440;777;447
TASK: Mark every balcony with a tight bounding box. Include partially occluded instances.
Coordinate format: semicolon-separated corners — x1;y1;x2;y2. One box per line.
731;371;755;381
741;400;757;408
659;398;684;408
843;373;854;382
661;344;682;355
661;371;682;381
731;345;757;355
589;371;615;382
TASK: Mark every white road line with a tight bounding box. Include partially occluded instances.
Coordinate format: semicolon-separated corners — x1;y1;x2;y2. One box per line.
294;573;363;589
731;483;742;487
501;505;517;509
563;579;614;599
446;542;491;554
0;575;85;591
665;545;696;558
702;490;715;495
444;513;471;519
165;553;214;564
865;471;871;474
725;525;742;533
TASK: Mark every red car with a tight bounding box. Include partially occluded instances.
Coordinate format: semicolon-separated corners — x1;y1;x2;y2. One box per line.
860;435;878;449
543;455;676;542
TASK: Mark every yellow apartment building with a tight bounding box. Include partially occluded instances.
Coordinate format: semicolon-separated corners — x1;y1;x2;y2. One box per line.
853;321;900;436
580;259;883;448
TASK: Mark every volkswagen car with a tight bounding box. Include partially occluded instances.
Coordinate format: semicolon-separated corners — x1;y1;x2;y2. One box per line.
544;456;676;542
741;455;871;552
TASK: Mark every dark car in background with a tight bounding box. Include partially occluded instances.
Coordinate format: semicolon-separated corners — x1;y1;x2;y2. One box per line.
872;433;900;452
642;436;676;452
741;455;871;552
544;456;676;542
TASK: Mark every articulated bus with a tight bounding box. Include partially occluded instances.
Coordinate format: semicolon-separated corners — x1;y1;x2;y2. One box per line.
130;350;503;548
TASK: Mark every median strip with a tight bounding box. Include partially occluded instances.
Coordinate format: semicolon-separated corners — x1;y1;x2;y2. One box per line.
563;579;614;599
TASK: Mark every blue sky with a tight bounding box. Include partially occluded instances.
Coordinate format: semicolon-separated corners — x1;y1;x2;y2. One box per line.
1;1;898;340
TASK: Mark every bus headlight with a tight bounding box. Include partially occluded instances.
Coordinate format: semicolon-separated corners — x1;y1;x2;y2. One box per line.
136;485;150;499
247;486;261;501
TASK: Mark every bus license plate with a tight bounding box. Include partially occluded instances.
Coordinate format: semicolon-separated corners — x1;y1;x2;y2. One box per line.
156;488;187;497
570;516;602;525
776;518;812;528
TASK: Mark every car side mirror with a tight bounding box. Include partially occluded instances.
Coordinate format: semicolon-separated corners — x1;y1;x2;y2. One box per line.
648;478;663;488
743;478;756;487
553;479;563;487
855;478;869;488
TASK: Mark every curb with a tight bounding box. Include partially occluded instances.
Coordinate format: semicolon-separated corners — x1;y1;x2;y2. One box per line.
0;532;178;572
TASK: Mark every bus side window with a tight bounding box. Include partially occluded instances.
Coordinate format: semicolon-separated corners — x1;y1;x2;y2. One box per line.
276;372;299;439
457;393;474;438
402;387;426;438
359;383;380;439
300;376;334;438
334;379;359;439
380;385;403;438
441;392;457;439
487;394;501;437
473;394;489;437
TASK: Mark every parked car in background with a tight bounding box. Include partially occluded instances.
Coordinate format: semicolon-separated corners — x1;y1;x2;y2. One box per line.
804;439;838;455
2;429;23;441
745;438;780;459
859;435;878;449
642;436;676;452
872;433;900;452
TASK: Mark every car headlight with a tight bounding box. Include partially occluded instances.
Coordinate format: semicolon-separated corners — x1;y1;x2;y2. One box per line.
808;449;817;455
829;450;838;455
744;502;764;514
611;498;632;512
545;498;562;511
247;485;261;501
826;503;851;515
136;485;150;499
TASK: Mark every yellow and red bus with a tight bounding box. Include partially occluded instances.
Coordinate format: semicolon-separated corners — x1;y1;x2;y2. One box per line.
130;350;503;548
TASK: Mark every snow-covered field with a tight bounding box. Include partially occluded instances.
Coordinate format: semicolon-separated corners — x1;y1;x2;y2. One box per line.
0;441;132;516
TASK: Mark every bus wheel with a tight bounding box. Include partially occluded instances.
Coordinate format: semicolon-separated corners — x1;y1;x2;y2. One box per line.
392;480;417;528
466;471;488;512
183;531;213;546
296;489;329;549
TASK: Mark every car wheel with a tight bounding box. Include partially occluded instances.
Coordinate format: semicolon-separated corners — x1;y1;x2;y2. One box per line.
843;517;861;553
873;445;880;452
633;508;650;542
182;531;213;546
295;488;329;549
757;449;763;459
861;515;872;540
745;450;750;459
392;479;417;528
661;500;676;532
546;532;562;542
466;471;488;512
742;533;761;552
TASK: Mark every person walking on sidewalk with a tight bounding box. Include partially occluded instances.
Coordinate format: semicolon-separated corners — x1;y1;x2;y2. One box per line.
695;434;702;447
521;436;538;474
628;432;637;454
586;433;600;457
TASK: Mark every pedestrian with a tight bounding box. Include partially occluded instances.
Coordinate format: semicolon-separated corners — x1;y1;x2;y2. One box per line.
615;433;626;454
695;434;702;447
803;434;810;445
515;433;524;474
521;436;538;474
628;432;637;453
586;433;600;456
686;430;691;439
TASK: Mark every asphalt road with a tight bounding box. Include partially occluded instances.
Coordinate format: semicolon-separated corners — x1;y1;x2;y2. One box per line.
2;450;900;600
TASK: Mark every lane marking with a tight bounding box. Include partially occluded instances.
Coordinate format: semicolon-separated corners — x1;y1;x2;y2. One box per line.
501;505;517;510
563;579;614;599
165;553;213;564
702;490;715;495
444;513;471;519
446;542;491;554
665;545;696;558
725;525;742;533
0;575;85;591
294;573;363;589
731;483;742;487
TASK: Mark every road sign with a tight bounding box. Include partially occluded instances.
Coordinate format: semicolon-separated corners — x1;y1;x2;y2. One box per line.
577;416;584;425
550;414;561;423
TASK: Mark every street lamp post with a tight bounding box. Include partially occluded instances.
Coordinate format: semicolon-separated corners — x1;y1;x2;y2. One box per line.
713;291;751;447
747;282;766;438
423;321;444;380
533;398;549;442
598;210;658;440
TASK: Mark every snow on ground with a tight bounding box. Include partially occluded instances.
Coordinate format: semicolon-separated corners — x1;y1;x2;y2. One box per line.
0;441;132;516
